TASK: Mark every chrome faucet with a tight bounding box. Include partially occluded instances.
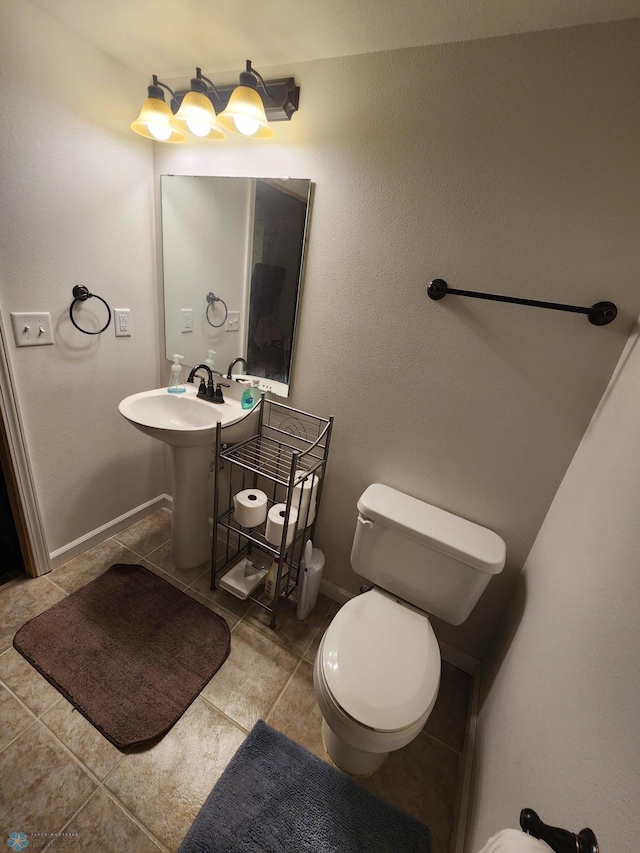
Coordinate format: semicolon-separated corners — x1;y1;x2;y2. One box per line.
187;364;229;403
227;357;248;380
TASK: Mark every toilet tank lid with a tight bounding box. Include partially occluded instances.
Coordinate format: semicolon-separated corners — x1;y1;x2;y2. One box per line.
357;484;506;574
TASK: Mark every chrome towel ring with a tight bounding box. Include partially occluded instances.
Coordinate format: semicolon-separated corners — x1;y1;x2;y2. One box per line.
69;286;112;335
206;291;229;328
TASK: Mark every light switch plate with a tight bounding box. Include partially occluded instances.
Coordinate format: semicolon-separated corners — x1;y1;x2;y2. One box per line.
226;311;240;332
10;312;54;346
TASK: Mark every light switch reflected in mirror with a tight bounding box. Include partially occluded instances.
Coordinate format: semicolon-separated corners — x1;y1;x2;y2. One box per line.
161;175;312;397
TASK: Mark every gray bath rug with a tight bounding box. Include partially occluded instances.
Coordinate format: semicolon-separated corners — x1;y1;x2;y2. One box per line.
178;720;431;853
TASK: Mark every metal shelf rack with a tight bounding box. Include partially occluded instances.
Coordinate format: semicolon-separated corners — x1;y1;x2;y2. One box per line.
211;397;333;628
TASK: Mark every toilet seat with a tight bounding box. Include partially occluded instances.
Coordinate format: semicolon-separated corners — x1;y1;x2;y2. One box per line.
320;588;440;732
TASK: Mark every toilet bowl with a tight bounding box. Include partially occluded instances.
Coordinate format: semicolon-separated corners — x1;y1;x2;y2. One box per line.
313;483;506;775
313;587;440;775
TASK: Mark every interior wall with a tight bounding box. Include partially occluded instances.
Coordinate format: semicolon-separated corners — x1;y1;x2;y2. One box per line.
155;19;640;656
465;319;640;853
162;176;253;369
0;0;163;554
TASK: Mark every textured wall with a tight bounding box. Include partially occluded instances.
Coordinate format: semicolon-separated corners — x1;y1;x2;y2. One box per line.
466;320;640;852
0;0;163;553
155;20;640;656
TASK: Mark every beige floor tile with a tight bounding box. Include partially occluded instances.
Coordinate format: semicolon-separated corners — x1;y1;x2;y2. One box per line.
0;576;66;653
50;539;140;595
0;683;35;750
424;661;471;754
361;732;461;853
245;593;332;656
105;697;245;851
113;509;172;558
0;648;62;718
183;588;240;628
189;569;253;619
145;541;209;586
59;787;163;852
41;698;125;781
267;660;327;761
139;559;188;592
201;622;299;731
0;721;97;835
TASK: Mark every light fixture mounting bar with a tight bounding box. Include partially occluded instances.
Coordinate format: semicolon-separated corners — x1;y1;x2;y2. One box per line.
175;77;300;122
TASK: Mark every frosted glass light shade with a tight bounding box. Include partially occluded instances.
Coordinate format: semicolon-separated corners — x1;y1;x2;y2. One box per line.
218;86;274;139
131;97;186;143
171;91;226;140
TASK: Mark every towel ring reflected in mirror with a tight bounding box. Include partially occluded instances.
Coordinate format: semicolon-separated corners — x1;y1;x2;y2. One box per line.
206;292;229;328
69;285;112;335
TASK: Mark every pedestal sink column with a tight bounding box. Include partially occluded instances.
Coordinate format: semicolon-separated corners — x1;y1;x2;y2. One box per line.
170;444;212;570
119;388;249;573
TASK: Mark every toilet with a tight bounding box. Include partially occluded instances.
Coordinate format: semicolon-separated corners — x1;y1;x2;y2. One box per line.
313;483;506;776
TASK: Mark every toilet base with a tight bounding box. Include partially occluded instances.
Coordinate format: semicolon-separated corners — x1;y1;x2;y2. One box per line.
322;720;388;777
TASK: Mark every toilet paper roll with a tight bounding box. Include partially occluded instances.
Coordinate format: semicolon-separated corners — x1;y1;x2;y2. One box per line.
291;473;319;527
233;489;268;528
265;503;299;549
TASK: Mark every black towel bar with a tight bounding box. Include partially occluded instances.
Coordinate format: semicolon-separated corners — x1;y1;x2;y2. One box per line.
427;278;617;326
520;808;599;853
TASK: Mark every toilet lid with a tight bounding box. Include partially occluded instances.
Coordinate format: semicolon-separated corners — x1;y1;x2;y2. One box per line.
321;589;440;732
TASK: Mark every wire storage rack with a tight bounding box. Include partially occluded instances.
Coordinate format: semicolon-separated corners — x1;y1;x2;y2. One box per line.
212;396;333;628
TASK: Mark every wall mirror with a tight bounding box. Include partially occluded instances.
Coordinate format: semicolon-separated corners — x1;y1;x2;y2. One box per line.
161;175;312;397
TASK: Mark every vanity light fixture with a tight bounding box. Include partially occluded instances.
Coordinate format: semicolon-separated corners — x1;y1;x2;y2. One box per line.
170;68;225;140
130;76;186;143
217;60;275;138
132;62;300;143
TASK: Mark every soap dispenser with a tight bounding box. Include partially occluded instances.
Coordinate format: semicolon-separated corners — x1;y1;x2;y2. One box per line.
167;354;186;394
241;378;259;410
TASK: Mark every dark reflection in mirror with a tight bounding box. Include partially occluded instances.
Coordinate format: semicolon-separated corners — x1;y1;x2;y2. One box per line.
248;181;308;384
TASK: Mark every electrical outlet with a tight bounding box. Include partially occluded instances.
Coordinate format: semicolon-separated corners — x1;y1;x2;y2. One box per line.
181;308;193;333
115;309;131;337
226;311;240;332
10;312;54;347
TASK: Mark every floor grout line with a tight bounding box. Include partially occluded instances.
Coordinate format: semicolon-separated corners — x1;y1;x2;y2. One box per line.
196;693;252;735
264;657;304;724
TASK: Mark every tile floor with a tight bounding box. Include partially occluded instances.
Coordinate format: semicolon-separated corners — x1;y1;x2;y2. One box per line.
0;509;471;853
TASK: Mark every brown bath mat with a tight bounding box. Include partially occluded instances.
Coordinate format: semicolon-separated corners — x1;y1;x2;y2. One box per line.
13;564;230;749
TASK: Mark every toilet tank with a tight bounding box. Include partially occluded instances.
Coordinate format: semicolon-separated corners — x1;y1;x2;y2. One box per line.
351;484;506;625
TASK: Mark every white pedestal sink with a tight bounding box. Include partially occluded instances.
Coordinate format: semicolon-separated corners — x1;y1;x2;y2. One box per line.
118;386;252;570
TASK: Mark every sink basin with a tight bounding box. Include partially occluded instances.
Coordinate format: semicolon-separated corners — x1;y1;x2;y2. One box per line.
118;386;246;447
118;385;255;571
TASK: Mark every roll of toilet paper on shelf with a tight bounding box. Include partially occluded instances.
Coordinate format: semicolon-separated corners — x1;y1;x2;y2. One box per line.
233;489;268;528
291;473;319;526
265;503;298;549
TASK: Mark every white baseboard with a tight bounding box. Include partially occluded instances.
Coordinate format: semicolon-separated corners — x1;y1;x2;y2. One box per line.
48;495;171;568
439;640;480;676
319;578;355;605
452;661;481;853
